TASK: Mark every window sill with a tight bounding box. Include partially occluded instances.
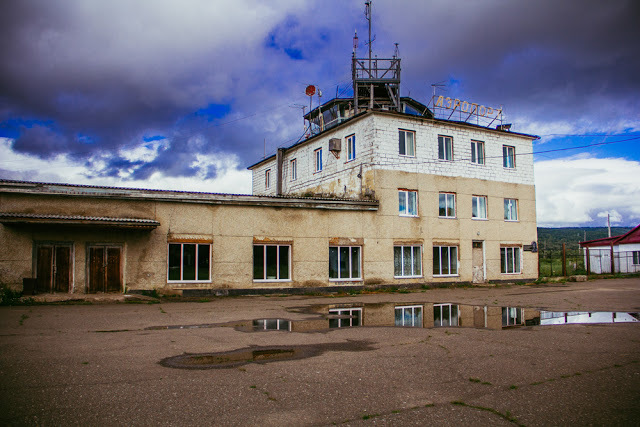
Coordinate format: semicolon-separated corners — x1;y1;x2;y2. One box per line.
433;274;459;278
313;170;323;174
167;280;212;284
438;216;457;219
472;217;488;221
438;158;454;162
470;162;485;166
504;219;519;222
399;214;419;218
501;272;522;275
329;278;362;282
253;279;293;283
394;275;423;279
399;154;416;158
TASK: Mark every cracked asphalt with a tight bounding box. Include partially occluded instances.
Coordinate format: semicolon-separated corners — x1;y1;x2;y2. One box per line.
1;278;639;426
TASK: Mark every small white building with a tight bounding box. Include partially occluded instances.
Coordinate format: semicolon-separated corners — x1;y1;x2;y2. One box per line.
580;224;640;274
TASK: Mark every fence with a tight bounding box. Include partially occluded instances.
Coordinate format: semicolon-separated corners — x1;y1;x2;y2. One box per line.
538;244;640;277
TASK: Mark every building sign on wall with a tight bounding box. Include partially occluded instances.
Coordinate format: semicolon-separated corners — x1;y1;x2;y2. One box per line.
432;96;503;127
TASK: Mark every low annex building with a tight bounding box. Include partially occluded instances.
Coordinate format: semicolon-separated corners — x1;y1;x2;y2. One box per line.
580;224;640;274
0;37;540;295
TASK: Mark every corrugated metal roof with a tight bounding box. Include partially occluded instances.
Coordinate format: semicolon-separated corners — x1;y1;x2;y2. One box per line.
0;212;160;229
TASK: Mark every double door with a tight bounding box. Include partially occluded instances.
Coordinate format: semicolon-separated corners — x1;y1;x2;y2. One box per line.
88;246;122;293
36;244;72;293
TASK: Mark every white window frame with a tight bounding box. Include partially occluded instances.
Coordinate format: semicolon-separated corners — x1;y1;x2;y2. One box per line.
470;140;485;165
438;135;453;161
399;129;416;157
314;148;323;173
501;246;521;274
503;145;516;168
395;305;423;327
253;244;291;282
394;245;422;278
253;319;291;331
329;307;362;328
472;195;488;220
433;245;458;276
502;307;524;326
398;189;418;217
290;159;297;181
504;198;519;221
167;243;211;283
265;169;271;189
439;192;456;218
346;134;356;161
433;303;459;327
329;246;361;281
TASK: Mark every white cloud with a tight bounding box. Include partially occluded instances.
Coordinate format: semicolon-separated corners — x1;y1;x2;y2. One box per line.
535;156;640;227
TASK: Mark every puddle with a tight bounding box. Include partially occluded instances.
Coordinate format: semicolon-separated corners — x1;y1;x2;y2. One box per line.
539;311;640;325
159;340;375;369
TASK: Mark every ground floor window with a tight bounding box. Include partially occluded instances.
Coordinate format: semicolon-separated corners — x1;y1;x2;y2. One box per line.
434;303;459;327
168;243;210;282
253;244;290;281
329;308;362;328
253;319;291;331
395;305;423;327
329;246;361;280
433;246;458;276
501;246;521;274
394;245;422;277
633;251;640;265
502;307;523;326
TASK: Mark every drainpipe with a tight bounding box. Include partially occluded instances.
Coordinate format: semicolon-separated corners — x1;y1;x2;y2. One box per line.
276;148;285;196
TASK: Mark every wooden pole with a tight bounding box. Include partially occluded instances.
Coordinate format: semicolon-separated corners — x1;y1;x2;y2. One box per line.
562;243;567;277
610;243;615;274
586;247;590;275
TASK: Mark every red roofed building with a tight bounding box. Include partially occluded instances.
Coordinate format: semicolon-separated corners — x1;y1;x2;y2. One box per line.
579;224;640;274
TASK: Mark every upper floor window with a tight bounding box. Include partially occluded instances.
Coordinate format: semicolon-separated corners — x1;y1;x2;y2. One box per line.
399;129;415;157
399;190;418;216
314;148;323;172
290;159;297;181
253;244;290;281
471;140;485;165
504;198;518;221
503;145;516;168
439;192;456;218
168;243;210;282
472;195;488;220
265;169;271;189
346;134;356;161
438;135;453;160
329;246;361;280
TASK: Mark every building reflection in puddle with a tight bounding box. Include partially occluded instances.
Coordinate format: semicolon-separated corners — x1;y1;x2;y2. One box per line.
539;311;640;325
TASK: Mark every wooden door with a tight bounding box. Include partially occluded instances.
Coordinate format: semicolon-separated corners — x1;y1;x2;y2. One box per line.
36;245;71;293
88;246;122;293
472;241;485;284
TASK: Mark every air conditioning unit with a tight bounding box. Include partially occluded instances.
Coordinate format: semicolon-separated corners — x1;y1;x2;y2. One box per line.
329;138;341;158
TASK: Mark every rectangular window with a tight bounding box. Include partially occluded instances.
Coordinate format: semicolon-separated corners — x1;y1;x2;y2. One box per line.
329;246;361;280
265;169;271;189
633;251;640;265
434;303;459;327
504;198;518;221
290;159;297;181
314;148;323;172
501;247;521;274
168;243;210;282
439;192;456;218
502;307;523;326
329;308;362;328
398;129;416;156
253;244;290;281
398;190;418;216
253;319;291;331
395;305;423;327
433;246;458;276
472;195;488;219
471;140;485;165
346;134;356;161
438;135;453;160
394;246;422;277
503;145;516;168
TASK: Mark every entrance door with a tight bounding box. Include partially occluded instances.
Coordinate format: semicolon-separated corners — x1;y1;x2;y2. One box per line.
88;246;122;293
472;241;485;284
36;244;72;293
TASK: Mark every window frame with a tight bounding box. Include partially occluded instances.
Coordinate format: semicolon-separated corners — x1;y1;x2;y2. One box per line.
167;243;211;283
472;195;488;220
504;198;519;221
398;189;419;217
394;245;422;278
398;129;416;157
346;134;356;162
395;305;423;327
290;159;297;181
314;148;323;173
433;303;459;327
438;135;453;161
329;307;362;328
503;145;516;169
265;169;271;189
329;245;362;281
633;251;640;265
438;192;456;218
500;246;522;274
502;307;524;326
433;245;459;277
253;244;291;282
470;140;485;165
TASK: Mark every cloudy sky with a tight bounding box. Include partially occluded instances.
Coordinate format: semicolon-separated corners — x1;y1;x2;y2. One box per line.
1;0;639;227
